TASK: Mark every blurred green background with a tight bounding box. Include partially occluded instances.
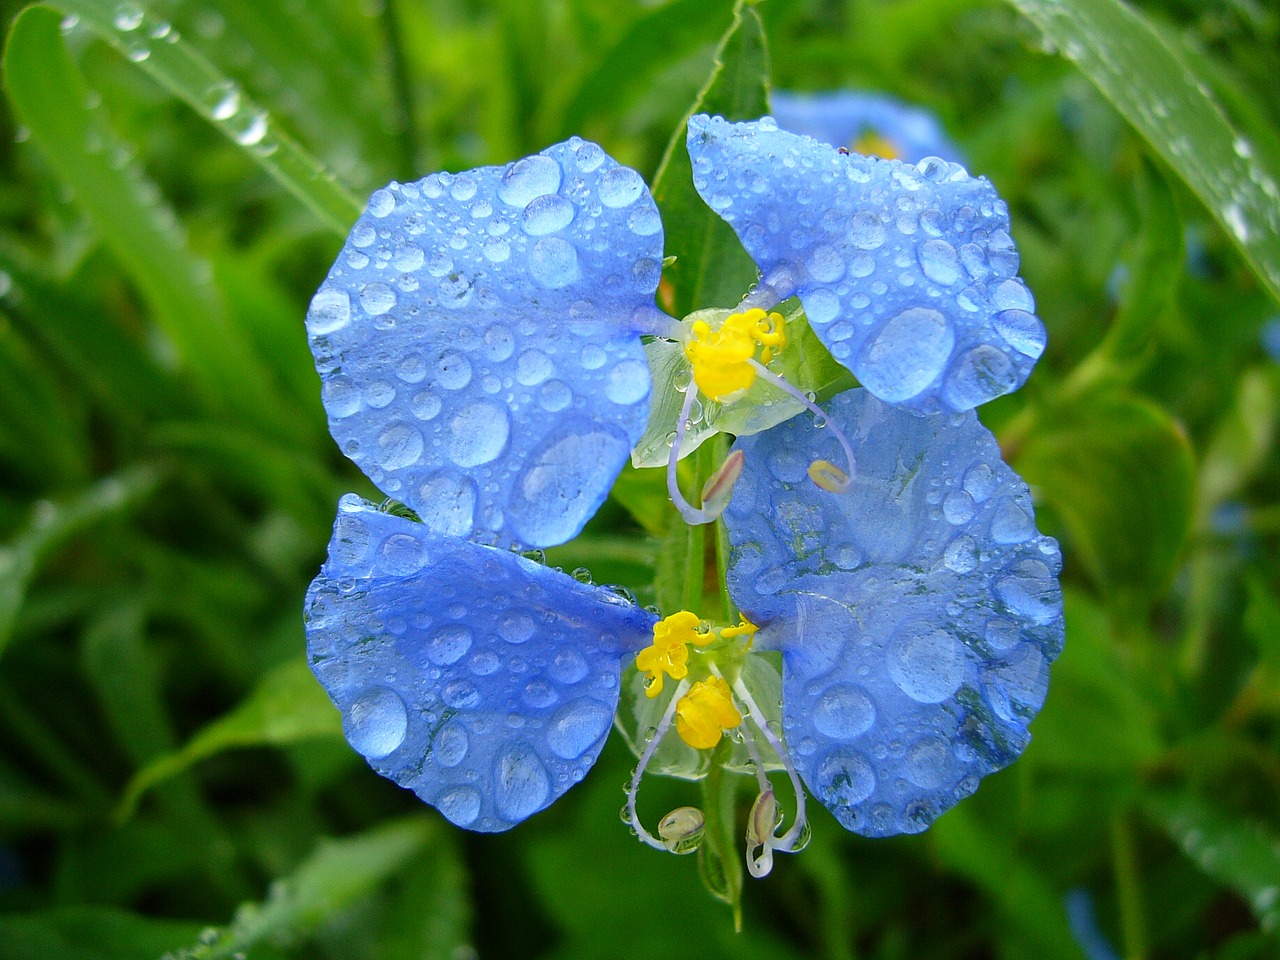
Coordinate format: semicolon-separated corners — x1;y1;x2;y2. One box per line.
0;0;1278;957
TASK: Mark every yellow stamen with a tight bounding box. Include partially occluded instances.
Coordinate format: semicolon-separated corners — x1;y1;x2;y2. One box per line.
684;308;786;401
808;458;850;493
719;616;757;646
853;130;901;160
675;676;743;750
635;611;713;698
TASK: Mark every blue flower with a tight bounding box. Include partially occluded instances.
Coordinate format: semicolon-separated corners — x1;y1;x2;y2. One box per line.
770;90;964;165
302;115;1060;847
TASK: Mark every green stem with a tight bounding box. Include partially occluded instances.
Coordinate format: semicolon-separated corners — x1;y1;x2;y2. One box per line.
1111;811;1148;960
379;0;421;179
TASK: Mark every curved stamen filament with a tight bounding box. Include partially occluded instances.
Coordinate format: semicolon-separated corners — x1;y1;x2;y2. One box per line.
666;385;730;525
730;672;809;855
625;677;692;851
746;358;856;493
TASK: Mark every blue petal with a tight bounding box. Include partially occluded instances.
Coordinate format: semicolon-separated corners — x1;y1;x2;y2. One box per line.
308;138;666;548
770;90;963;165
687;114;1045;415
723;389;1064;837
305;495;657;832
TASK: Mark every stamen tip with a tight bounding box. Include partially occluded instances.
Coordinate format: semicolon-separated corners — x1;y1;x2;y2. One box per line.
700;449;746;518
808;458;851;493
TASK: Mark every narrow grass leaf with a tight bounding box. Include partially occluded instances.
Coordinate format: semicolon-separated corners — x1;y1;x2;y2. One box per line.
117;657;341;820
53;0;362;233
1004;0;1280;304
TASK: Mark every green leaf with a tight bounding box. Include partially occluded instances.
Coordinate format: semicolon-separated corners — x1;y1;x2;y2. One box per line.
1243;578;1280;674
53;0;362;234
3;7;302;439
1028;590;1163;774
1145;791;1280;935
651;0;770;319
931;806;1088;960
1016;393;1195;615
1003;0;1280;304
1067;160;1183;391
0;465;161;662
117;657;341;820
162;818;438;960
0;906;202;960
1197;367;1276;518
556;0;738;139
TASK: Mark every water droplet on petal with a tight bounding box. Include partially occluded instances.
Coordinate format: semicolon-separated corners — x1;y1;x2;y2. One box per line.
994;310;1046;359
344;688;408;758
437;786;482;826
493;742;551;821
598;167;645;208
529;237;580;288
812;684;876;740
522;194;575;235
498;155;562;206
855;307;954;403
889;627;965;703
447;402;509;467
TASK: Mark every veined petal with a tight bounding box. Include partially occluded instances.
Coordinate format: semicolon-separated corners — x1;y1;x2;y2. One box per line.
723;389;1064;837
687;114;1045;415
305;496;657;832
308;138;667;548
770;90;963;165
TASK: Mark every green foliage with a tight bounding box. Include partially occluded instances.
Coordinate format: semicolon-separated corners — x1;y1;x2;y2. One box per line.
1;0;1278;957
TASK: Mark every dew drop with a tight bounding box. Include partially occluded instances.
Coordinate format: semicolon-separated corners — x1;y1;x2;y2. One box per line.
377;423;424;470
815;747;875;807
889;627;966;703
547;699;611;759
307;288;351;335
437;786;482;826
529;237;580;289
849;212;885;250
605;360;648;405
428;624;473;666
918;238;960;285
493;742;551;822
598;167;645;208
360;282;396;316
812;684;876;740
433;722;469;767
447;402;509;467
522;194;576;235
944;345;1017;410
416;472;476;536
498;155;562;206
343;688;408;759
855;307;954;403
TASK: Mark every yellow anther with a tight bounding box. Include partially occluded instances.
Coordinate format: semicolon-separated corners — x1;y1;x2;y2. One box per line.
675;676;742;750
808;458;851;493
684;308;787;401
636;611;713;698
853;130;901;161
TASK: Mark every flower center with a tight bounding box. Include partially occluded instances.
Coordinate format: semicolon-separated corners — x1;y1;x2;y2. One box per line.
675;676;742;749
853;130;901;160
683;307;786;401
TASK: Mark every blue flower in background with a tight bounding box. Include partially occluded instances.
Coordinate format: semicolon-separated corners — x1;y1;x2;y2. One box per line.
303;114;1060;845
770;89;964;164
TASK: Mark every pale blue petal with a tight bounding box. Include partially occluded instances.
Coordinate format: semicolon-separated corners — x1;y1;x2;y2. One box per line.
770;90;963;164
723;389;1064;837
308;138;666;548
305;495;657;832
687;114;1045;415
